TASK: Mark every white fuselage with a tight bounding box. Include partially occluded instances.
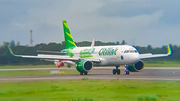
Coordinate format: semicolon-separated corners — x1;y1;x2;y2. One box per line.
72;45;140;66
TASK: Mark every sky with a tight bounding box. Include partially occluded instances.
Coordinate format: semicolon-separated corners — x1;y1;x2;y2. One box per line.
0;0;180;47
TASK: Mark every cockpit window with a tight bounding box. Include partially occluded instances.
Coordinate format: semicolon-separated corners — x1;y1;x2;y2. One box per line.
130;50;134;53
124;50;138;53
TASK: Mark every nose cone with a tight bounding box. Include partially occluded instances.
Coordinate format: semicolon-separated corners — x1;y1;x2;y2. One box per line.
130;53;140;64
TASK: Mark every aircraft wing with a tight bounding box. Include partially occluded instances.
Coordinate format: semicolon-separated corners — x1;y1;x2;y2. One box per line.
139;44;173;59
8;44;100;62
37;50;66;55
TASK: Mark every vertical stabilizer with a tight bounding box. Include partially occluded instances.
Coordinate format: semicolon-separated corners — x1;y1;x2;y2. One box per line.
63;20;76;49
91;38;96;47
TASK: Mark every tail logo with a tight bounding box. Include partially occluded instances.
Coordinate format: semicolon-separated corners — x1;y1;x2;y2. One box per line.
63;20;76;49
63;22;69;29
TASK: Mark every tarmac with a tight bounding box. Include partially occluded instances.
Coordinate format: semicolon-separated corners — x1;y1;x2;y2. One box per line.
0;67;180;81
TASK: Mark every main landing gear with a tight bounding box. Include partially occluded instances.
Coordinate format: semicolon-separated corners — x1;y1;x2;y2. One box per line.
112;65;130;75
112;66;120;75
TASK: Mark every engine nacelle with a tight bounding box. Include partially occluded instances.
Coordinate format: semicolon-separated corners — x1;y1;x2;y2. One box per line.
127;60;144;72
76;60;93;73
56;62;64;67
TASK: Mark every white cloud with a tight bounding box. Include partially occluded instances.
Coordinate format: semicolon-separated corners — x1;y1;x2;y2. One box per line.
0;0;180;47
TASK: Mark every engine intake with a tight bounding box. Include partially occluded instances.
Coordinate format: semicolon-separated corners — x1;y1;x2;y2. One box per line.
127;60;144;72
56;62;64;67
76;60;93;72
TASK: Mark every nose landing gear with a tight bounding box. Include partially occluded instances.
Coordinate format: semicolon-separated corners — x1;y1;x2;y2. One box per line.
125;65;130;75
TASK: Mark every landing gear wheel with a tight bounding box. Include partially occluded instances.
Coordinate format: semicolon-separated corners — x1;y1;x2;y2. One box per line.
117;69;120;75
125;71;130;75
80;72;83;75
112;69;116;75
84;72;88;75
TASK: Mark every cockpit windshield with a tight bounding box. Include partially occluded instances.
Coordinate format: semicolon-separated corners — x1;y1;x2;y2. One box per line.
124;50;138;53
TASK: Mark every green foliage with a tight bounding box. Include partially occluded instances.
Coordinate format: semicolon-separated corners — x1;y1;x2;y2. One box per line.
0;69;79;76
121;40;127;45
0;70;50;76
69;98;93;101
0;80;180;101
144;61;180;67
137;95;157;101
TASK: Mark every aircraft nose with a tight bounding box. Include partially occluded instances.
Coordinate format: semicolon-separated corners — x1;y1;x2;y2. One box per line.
132;54;140;63
128;53;140;64
120;53;140;64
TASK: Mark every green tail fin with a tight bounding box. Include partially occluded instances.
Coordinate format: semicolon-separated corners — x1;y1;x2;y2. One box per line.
63;20;76;49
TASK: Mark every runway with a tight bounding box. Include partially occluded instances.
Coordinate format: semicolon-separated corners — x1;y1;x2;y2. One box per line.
0;67;180;81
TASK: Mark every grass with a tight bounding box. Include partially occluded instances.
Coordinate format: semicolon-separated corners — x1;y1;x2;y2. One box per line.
0;80;179;101
0;70;79;76
0;70;49;76
0;65;56;69
144;61;180;67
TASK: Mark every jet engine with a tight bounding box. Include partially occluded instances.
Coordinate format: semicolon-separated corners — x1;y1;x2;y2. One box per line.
76;60;93;73
56;62;64;67
127;60;144;72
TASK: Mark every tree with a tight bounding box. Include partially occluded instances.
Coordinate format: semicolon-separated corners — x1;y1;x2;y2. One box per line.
121;40;127;45
147;45;153;52
16;42;20;46
10;40;15;47
116;41;120;45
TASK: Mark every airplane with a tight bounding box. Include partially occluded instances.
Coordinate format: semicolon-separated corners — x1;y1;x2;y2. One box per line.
8;20;173;75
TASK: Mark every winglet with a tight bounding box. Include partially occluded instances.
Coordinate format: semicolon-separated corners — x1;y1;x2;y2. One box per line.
7;43;15;55
167;44;173;56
